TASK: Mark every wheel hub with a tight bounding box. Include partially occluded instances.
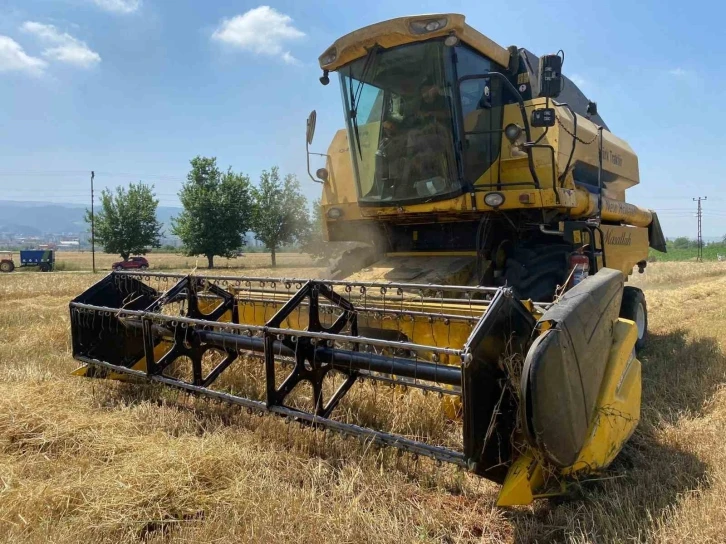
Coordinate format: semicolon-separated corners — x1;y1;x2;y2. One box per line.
635;302;645;339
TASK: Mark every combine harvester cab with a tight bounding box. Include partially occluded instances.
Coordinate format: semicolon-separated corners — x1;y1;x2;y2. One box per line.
69;268;640;505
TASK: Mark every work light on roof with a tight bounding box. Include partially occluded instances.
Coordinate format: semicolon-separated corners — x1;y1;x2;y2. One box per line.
444;34;460;47
409;17;448;35
319;47;337;66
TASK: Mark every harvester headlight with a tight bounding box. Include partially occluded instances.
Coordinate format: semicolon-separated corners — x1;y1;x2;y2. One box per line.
316;168;329;182
327;207;343;219
409;17;448;34
484;192;505;208
504;123;523;142
319;47;337;66
444;34;460;47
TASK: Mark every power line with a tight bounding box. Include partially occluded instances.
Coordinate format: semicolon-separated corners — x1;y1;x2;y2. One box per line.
694;196;707;262
0;170;188;182
1;189;182;195
91;171;96;274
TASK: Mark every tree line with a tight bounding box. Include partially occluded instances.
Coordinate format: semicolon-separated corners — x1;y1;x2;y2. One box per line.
669;236;726;250
86;156;317;268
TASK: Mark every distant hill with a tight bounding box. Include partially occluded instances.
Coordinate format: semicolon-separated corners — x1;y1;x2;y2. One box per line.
0;200;182;238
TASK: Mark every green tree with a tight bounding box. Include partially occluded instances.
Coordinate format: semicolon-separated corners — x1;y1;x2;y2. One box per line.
251;167;310;267
172;156;253;268
85;182;162;261
671;237;692;249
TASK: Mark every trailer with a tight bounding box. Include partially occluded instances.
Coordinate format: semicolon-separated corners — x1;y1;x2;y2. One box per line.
0;250;55;272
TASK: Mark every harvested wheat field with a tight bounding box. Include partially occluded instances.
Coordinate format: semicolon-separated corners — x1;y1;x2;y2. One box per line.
49;251;317;272
1;261;725;543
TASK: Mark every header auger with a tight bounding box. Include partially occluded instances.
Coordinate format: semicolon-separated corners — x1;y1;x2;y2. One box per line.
70;269;640;505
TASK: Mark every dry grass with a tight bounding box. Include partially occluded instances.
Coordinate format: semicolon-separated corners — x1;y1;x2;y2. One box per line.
1;261;726;542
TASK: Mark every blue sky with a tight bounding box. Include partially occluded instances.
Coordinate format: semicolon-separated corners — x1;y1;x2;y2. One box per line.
0;0;724;237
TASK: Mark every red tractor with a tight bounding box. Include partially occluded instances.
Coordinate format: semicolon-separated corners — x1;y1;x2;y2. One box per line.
0;251;14;273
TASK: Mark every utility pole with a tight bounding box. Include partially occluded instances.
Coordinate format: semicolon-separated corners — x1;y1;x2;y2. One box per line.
693;196;707;262
91;171;96;273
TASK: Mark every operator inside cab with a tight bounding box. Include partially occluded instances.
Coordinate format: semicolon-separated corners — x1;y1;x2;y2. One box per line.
398;75;452;199
343;42;460;204
371;73;456;200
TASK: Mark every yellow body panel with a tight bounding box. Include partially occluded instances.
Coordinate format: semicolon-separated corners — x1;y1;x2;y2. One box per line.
564;319;641;474
322;129;361;209
598;225;650;276
358;194;470;217
498;318;641;505
554;104;640;194
468;101;558;190
496;451;545;507
492;101;639;194
325;186;651;224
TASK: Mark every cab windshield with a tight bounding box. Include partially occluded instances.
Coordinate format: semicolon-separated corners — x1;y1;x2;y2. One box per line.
341;41;460;205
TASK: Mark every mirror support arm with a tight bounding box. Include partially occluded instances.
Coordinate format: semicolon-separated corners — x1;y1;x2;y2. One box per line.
306;140;325;184
306;141;330;184
305;109;328;184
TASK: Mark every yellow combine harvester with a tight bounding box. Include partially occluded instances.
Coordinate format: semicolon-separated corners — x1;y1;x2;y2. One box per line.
70;14;665;506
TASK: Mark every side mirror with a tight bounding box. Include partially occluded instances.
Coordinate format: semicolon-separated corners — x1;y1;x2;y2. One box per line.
538;54;562;98
586;101;598;118
306;110;317;145
305;110;327;184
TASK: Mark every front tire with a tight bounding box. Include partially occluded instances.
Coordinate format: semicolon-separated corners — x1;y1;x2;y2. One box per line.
620;286;648;351
502;241;572;302
0;260;14;273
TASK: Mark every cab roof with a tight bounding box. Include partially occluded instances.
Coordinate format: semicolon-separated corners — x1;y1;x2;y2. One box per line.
318;14;512;72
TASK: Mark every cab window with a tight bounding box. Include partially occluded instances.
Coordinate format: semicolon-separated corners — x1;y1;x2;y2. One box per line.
456;46;505;185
